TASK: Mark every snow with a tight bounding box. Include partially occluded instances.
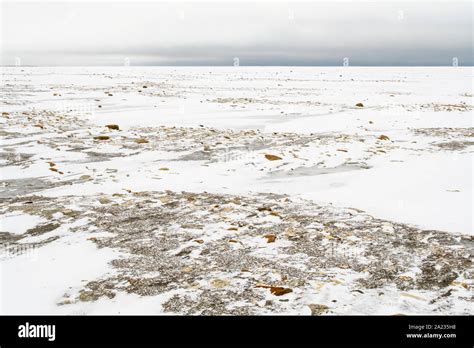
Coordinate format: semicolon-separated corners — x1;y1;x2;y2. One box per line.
0;233;119;314
0;213;45;235
262;152;473;235
1;66;473;314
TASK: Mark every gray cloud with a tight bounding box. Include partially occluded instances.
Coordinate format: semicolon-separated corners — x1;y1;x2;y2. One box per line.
1;1;472;66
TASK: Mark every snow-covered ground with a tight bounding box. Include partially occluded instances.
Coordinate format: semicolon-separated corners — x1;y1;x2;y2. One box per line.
1;67;473;315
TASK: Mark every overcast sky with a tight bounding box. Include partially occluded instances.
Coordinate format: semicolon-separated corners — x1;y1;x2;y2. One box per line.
1;0;472;66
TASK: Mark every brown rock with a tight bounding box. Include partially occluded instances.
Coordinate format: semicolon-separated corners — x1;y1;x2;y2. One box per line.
94;135;110;141
105;124;120;130
265;154;282;161
264;234;276;243
270;286;292;296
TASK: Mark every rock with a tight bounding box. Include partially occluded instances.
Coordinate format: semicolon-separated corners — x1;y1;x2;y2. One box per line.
398;276;413;282
210;278;230;288
79;175;92;181
61;209;77;216
265;154;282;161
57;299;75;306
355;102;364;107
94;135;110;141
284;227;301;240
308;304;329;315
159;196;171;203
256;284;292;296
135;138;149;144
105;124;120;130
270;286;292;296
264;234;276;243
159;167;169;171
78;291;95;302
98;196;111;204
451;280;468;289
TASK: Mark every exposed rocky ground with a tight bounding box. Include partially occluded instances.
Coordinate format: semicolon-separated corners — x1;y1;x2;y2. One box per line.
2;190;473;314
